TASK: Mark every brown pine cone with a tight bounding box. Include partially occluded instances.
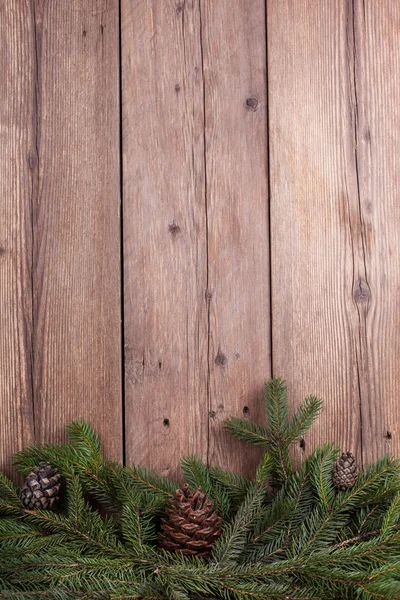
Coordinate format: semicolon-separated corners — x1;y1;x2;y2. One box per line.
20;464;61;510
332;452;357;491
158;483;222;557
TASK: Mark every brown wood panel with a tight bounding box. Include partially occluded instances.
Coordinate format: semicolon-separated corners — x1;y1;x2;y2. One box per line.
203;1;270;475
30;1;122;460
352;1;400;463
0;1;35;476
122;0;208;479
268;1;363;465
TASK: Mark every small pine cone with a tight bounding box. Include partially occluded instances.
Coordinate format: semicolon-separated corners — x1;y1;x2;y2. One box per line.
20;463;61;510
159;483;222;557
332;452;357;491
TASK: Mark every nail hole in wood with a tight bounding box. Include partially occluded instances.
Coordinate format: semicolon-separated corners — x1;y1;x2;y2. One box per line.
242;406;250;416
299;438;306;451
158;360;162;370
82;29;87;37
385;431;392;440
175;84;181;93
245;97;258;111
205;290;212;300
209;410;216;419
163;418;170;428
215;350;227;367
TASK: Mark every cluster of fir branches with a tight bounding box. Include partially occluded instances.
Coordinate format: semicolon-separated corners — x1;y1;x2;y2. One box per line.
1;378;400;599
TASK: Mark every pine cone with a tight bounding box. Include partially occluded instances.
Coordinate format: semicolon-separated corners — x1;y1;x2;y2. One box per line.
159;483;222;557
332;452;357;491
20;464;61;510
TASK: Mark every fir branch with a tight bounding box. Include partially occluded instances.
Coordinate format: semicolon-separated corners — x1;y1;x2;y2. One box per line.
209;466;251;505
264;378;289;436
285;395;323;445
222;417;270;447
180;455;229;515
65;421;102;467
255;452;274;485
0;472;22;515
212;483;267;566
309;444;338;509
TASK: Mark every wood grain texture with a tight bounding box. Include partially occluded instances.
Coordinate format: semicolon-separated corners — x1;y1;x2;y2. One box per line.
29;1;122;460
122;0;209;479
0;1;35;476
203;0;270;475
352;1;400;463
268;0;366;465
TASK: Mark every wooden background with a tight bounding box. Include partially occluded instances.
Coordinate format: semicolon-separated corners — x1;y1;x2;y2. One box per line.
1;0;399;480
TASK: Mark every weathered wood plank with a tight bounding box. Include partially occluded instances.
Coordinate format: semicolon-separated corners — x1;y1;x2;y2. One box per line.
30;1;122;460
203;0;271;476
352;1;400;463
122;0;208;479
268;1;363;464
0;1;35;476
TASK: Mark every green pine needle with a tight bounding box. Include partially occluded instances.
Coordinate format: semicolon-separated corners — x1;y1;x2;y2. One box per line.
2;378;400;599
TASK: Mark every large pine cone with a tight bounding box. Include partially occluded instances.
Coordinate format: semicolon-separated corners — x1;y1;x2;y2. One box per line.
332;452;357;491
21;464;61;510
159;484;223;557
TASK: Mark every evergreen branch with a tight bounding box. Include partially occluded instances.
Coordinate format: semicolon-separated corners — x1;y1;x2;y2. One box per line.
285;395;323;445
209;466;251;504
0;472;22;515
222;417;271;446
255;452;274;485
309;444;338;508
212;483;266;566
65;421;102;466
264;378;289;436
3;379;400;599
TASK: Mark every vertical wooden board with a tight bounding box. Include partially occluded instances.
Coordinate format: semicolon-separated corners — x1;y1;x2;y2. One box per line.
203;1;271;476
31;1;122;460
122;1;208;479
268;1;364;464
0;1;35;476
353;1;400;463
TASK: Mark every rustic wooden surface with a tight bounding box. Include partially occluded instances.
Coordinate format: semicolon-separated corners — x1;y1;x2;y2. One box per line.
122;0;209;479
1;1;400;477
31;0;122;461
0;1;36;476
268;0;363;465
0;0;122;471
352;1;400;464
268;0;400;468
202;0;270;476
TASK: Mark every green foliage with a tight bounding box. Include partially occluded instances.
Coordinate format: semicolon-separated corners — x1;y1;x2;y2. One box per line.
223;378;323;484
1;377;400;599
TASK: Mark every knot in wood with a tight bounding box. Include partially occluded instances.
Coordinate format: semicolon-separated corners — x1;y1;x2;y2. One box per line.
354;278;370;304
168;221;181;236
215;349;227;367
245;97;259;111
28;153;38;170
